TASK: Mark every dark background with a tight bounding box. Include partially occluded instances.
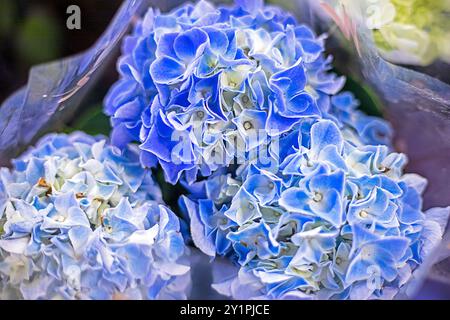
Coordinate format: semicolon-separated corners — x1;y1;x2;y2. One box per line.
0;0;123;102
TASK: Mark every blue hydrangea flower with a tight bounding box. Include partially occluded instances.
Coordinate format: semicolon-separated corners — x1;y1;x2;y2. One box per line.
0;132;190;300
104;0;352;184
183;117;449;300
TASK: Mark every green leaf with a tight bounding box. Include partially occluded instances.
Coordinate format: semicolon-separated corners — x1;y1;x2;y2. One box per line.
68;105;111;136
343;76;384;117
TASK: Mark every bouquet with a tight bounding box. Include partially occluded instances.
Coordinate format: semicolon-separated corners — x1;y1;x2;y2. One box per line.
0;0;448;300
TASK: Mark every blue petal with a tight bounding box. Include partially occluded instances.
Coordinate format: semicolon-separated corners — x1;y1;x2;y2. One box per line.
54;192;78;214
150;56;185;84
155;32;178;58
270;59;306;97
180;196;216;257
279;188;310;214
204;27;229;55
174;28;209;62
310;120;343;156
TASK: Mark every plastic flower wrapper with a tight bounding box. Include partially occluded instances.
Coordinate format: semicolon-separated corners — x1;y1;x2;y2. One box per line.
104;0;449;299
0;132;191;300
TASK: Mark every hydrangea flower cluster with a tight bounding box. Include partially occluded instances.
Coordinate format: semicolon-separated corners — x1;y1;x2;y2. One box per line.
104;0;360;184
104;0;449;300
370;0;450;66
182;114;449;299
0;132;190;300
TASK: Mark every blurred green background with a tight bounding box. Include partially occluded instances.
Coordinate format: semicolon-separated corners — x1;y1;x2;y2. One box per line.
0;0;123;112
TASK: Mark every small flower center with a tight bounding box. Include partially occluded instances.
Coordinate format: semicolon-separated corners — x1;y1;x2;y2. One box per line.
361;247;373;259
378;165;390;173
228;80;237;87
359;210;369;218
268;182;275;189
38;177;49;188
196;111;205;119
254;235;265;245
312;192;323;203
54;215;66;222
335;257;342;265
37;177;52;196
248;203;255;210
243;121;253;130
242;95;250;104
75;192;85;199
